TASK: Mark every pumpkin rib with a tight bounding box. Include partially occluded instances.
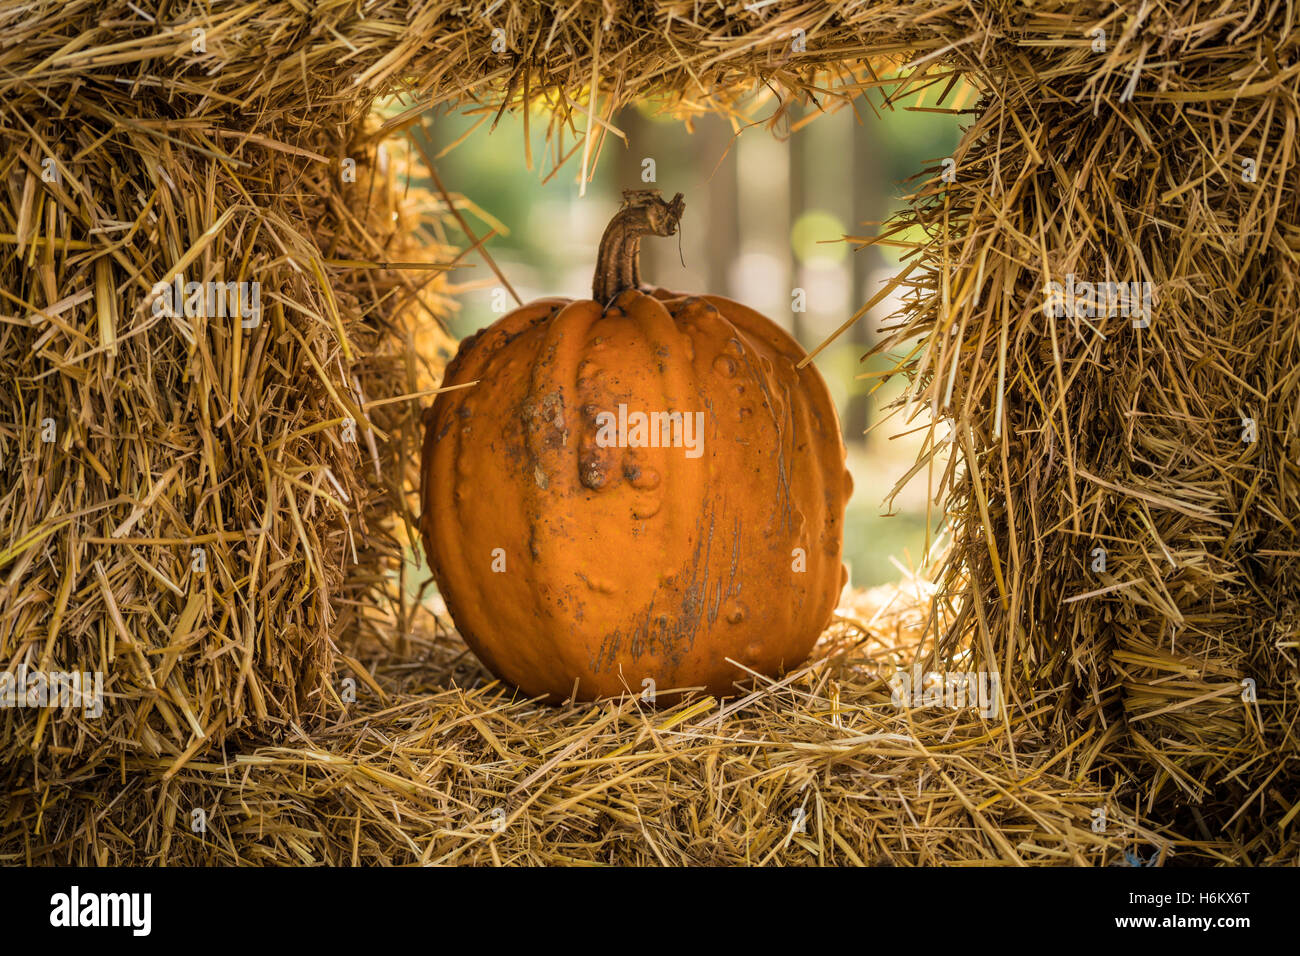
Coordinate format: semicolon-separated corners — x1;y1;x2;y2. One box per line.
422;301;569;692
519;298;604;691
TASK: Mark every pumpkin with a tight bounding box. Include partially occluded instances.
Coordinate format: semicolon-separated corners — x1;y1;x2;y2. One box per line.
420;190;851;701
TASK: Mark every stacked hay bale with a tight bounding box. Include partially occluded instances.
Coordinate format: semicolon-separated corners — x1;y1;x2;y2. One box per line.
0;0;1295;864
6;582;1143;866
875;11;1300;861
0;2;454;790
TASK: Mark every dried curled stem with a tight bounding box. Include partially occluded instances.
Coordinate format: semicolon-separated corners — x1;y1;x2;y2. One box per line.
592;189;685;304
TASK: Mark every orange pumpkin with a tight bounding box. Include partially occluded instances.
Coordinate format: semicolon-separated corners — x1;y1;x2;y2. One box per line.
420;190;851;701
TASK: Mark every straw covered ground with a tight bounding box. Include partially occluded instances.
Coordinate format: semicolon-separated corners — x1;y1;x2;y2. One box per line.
2;0;1298;865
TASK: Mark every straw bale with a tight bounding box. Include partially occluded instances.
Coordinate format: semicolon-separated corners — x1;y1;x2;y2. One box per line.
5;580;1168;867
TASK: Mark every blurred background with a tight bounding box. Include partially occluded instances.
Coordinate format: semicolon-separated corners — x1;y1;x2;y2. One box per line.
415;96;961;588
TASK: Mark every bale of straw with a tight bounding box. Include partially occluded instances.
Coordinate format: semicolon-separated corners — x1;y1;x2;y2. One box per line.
0;42;453;781
865;11;1300;857
4;580;1159;867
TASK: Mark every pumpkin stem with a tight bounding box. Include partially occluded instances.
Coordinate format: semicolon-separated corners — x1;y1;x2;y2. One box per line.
592;189;685;304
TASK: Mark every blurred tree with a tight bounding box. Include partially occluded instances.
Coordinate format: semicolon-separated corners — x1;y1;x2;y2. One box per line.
701;116;740;299
848;106;882;444
788;112;806;346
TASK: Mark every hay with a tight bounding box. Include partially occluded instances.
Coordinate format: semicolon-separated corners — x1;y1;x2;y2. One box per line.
1;0;1297;864
862;7;1300;859
4;579;1162;867
0;3;458;782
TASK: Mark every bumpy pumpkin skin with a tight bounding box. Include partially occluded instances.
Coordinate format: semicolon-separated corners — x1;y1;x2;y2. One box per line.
420;282;852;701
